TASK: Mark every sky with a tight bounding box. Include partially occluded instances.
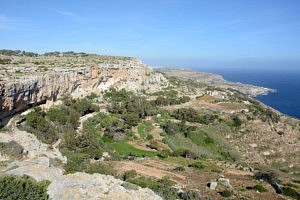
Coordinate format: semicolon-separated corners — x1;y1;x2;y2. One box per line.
0;0;300;69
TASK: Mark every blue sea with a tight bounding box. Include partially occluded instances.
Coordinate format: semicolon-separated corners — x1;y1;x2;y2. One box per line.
193;68;300;119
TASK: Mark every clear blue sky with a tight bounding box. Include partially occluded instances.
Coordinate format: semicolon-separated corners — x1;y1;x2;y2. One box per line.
1;0;300;69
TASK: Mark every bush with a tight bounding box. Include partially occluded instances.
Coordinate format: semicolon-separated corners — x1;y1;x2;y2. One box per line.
70;98;99;116
146;134;154;140
0;175;50;199
189;162;205;169
87;92;98;100
254;184;268;192
220;190;232;197
173;149;198;159
129;176;178;199
63;152;90;173
231;115;242;127
172;108;198;122
122;170;138;181
163;121;181;135
282;186;300;199
180;189;201;200
0;141;24;159
157;150;171;159
86;162;117;176
173;166;185;172
25;107;58;144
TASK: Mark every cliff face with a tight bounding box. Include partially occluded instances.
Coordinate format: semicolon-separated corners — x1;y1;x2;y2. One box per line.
0;58;167;126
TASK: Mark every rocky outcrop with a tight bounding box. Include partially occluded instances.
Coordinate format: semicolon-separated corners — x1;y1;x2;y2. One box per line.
47;172;162;200
0;59;168;126
4;157;63;182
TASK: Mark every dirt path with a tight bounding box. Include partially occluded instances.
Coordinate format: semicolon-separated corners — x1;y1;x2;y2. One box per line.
114;160;186;182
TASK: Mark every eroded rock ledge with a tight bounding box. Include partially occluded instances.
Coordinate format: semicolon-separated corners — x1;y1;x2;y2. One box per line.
0;58;167;126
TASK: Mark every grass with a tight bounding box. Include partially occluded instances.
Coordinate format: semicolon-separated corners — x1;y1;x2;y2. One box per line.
110;142;157;157
165;157;221;172
137;123;147;138
165;133;229;160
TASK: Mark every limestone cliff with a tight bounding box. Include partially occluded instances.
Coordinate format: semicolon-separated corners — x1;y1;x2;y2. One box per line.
0;58;168;126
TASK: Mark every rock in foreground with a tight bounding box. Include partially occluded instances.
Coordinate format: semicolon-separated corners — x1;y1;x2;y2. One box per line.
47;172;162;200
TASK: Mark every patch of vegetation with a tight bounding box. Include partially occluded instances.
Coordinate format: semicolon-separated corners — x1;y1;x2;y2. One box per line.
253;184;268;192
189;161;205;169
137;123;147;138
0;175;50;200
293;180;300;184
230;115;242;127
22;95;100;145
85;162;117;176
162;123;232;161
109;142;157;157
282;186;300;199
24;107;58;144
172;108;219;124
0;141;24;159
0;58;11;64
180;189;201;200
151;90;178;98
104;88;133;102
248;104;280;123
129;176;178;199
220;190;232;197
87;92;98;100
154;95;190;106
122;170;138;181
173;166;185;172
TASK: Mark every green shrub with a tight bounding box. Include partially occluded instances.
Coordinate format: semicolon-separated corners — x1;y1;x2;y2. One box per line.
282;186;300;199
25;107;58;144
173;166;185;172
0;141;24;159
122;170;138;181
172;108;198;122
70;98;99;116
173;149;198;159
180;189;201;200
231;115;242;127
189;162;205;169
0;175;50;199
158;150;171;159
220;190;232;197
163;121;181;136
254;184;268;192
86;162;117;176
63;152;90;173
146;134;154;140
293;180;300;185
87;92;98;100
129;176;178;199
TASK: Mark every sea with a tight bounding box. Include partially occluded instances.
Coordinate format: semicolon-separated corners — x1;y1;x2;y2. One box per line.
192;67;300;119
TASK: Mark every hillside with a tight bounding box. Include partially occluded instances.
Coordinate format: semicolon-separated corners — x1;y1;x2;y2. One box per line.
0;51;300;200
